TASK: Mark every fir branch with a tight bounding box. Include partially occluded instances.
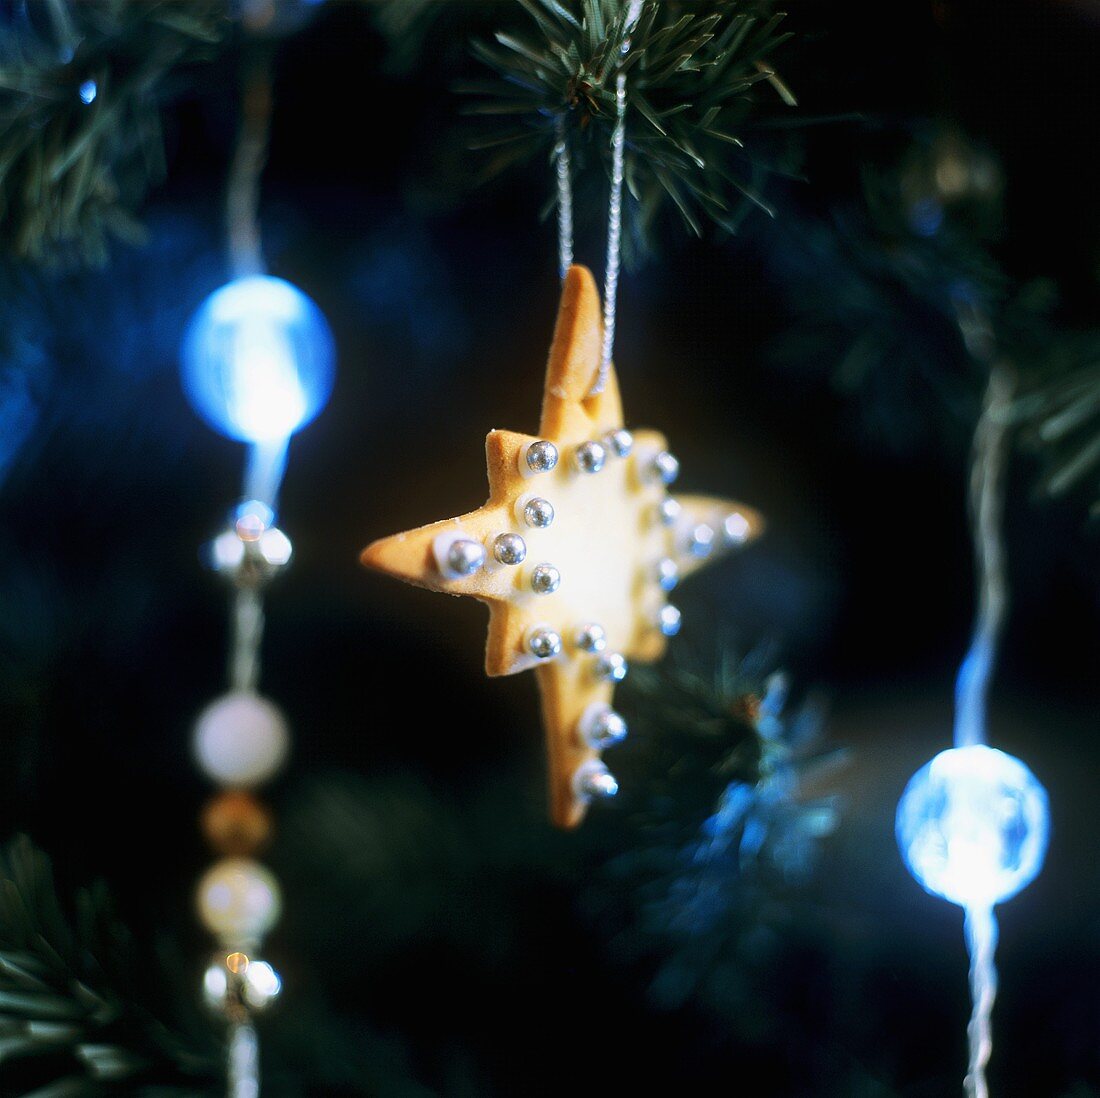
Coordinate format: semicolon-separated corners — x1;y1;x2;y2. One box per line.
0;836;215;1096
0;0;225;267
1016;340;1100;513
464;0;795;246
596;644;844;1015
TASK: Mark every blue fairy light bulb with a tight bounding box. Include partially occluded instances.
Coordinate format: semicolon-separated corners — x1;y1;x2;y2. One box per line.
181;275;335;444
896;744;1049;908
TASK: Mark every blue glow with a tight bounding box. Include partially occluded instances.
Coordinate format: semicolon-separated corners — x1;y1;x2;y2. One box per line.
908;197;944;237
79;80;97;104
181;275;335;443
896;745;1048;907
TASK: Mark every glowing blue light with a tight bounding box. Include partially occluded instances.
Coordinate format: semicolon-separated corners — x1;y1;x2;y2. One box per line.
79;80;97;104
896;745;1048;908
181;275;335;444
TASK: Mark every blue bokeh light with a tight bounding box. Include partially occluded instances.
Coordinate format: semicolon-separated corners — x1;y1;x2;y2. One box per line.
79;79;97;104
181;275;335;444
896;744;1049;908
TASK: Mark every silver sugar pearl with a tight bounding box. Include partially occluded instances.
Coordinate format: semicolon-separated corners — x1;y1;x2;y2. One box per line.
445;538;486;577
523;497;555;528
649;450;680;485
605;429;634;458
579;705;629;749
574;440;607;474
594;651;628;683
530;563;561;595
724;511;751;545
526;440;559;474
656;557;679;591
657;604;682;637
574;760;619;801
493;532;527;566
656;497;681;526
687;523;715;559
528;626;562;660
574;622;607;653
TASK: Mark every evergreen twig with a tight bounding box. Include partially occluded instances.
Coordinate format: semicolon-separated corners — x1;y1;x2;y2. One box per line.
0;836;213;1096
0;0;225;267
463;0;795;247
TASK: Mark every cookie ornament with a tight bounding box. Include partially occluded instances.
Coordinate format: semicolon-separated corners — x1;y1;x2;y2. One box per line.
362;3;767;827
362;265;761;827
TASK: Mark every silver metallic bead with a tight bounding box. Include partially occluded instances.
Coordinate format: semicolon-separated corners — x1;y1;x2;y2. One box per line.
605;429;634;458
594;651;628;683
724;511;751;545
648;450;680;486
525;440;559;474
443;537;486;578
657;604;682;637
687;523;715;559
492;532;527;566
656;557;679;592
574;622;607;653
258;527;293;566
203;952;282;1018
578;703;628;749
574;760;619;801
656;497;681;526
527;626;562;660
522;496;555;528
573;440;607;474
530;563;561;595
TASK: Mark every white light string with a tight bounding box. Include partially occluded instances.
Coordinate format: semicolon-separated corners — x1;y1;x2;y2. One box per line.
896;347;1048;1098
953;363;1013;751
553;0;642;397
226;45;272;280
956;362;1014;1098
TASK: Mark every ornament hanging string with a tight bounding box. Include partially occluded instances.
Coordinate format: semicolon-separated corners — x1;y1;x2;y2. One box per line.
553;115;573;281
593;66;628;396
553;0;642;397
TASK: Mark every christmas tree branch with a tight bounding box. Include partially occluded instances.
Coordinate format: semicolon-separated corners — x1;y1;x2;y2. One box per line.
0;836;214;1096
463;0;796;245
0;0;225;266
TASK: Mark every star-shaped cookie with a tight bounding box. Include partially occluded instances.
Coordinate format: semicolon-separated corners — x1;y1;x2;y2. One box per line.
362;265;762;827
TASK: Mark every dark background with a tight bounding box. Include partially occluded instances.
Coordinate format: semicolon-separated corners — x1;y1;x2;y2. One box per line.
2;0;1100;1094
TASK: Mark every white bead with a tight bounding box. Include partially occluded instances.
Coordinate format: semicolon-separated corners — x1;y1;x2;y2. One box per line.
194;691;290;787
197;858;282;947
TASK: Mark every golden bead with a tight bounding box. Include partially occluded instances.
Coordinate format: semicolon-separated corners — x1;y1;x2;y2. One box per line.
200;791;273;856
